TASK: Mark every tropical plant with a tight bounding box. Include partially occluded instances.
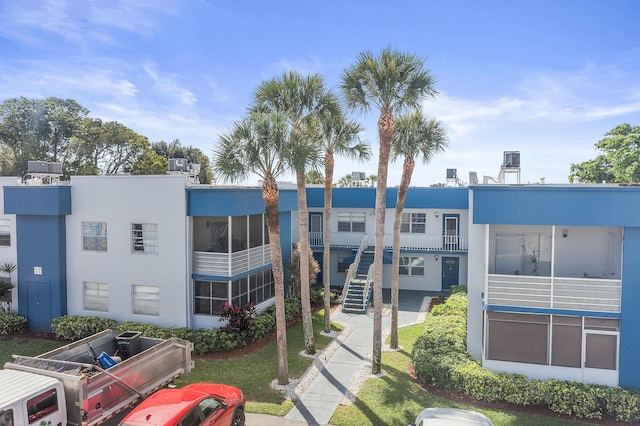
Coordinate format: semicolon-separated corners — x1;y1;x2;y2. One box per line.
305;170;324;184
212;111;291;385
288;242;320;298
318;103;370;332
340;47;438;373
336;174;353;187
253;71;337;355
389;112;447;348
0;262;16;312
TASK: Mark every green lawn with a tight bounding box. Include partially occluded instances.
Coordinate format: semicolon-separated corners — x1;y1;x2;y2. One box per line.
330;322;596;426
0;335;64;365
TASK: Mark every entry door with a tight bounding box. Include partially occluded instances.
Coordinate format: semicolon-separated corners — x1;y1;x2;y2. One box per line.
582;330;619;386
27;281;52;332
441;257;459;291
443;216;458;250
310;213;323;246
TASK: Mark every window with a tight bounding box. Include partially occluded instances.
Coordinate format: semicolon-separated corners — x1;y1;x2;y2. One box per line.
232;277;249;307
194;280;228;315
337;253;352;273
494;233;551;276
131;223;158;254
337;212;365;232
199;397;222;418
400;213;426;233
0;218;10;246
399;256;425;276
83;282;108;312
27;388;59;424
83;222;107;251
1;409;14;426
132;285;159;316
487;312;549;365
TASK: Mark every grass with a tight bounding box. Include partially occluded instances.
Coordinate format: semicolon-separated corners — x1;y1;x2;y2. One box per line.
175;309;343;417
330;322;597;426
0;335;64;365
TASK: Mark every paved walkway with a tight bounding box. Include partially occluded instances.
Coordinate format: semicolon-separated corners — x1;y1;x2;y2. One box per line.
278;289;434;426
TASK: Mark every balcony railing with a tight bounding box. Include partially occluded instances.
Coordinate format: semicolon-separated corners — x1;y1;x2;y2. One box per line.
487;274;622;313
295;231;468;252
193;244;271;277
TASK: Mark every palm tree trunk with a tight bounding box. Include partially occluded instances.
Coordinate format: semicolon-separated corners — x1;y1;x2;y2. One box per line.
297;170;315;355
263;177;289;385
390;157;415;349
323;151;334;333
372;108;394;374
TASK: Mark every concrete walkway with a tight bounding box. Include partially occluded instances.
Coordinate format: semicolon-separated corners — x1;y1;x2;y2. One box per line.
280;290;434;425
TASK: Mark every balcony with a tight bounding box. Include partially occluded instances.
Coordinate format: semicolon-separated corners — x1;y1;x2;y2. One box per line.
487;274;622;313
193;244;272;277
297;231;468;252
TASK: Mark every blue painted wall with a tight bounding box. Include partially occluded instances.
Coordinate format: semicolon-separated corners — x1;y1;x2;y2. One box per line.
620;227;640;388
187;187;297;216
473;185;640;226
16;215;67;332
5;186;71;215
307;187;468;209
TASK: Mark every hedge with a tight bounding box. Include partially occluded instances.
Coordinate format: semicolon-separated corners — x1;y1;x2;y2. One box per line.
0;311;27;334
412;294;640;423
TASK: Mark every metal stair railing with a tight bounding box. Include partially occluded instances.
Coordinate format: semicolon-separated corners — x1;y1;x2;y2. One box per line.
360;263;375;311
341;233;368;306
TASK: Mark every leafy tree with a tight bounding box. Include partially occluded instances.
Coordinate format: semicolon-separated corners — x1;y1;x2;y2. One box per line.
130;148;168;175
253;71;336;355
318;102;370;332
337;173;353;187
570;124;640;183
340;47;438;374
364;174;377;187
212;111;291;385
305;170;324;184
389;112;447;348
288;242;320;298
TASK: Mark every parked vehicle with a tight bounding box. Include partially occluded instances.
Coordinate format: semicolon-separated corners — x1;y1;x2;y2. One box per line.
119;383;245;426
0;329;193;426
411;408;493;425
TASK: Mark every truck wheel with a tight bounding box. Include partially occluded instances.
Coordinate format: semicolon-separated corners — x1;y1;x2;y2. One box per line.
231;406;245;426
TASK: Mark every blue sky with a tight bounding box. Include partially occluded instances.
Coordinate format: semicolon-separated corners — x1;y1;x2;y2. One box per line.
1;0;639;186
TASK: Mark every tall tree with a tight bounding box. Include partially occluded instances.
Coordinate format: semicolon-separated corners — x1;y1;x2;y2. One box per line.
570;123;640;183
389;112;447;348
340;47;438;374
152;139;214;184
212;111;291;385
305;170;324;184
318;104;370;332
253;71;336;355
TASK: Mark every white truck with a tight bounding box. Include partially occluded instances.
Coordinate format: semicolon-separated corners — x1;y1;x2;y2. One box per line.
0;329;194;426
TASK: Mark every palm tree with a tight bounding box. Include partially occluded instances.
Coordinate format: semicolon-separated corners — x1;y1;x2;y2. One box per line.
253;71;336;355
389;111;447;349
305;170;324;184
337;174;353;187
318;104;370;333
340;47;438;374
212;111;291;385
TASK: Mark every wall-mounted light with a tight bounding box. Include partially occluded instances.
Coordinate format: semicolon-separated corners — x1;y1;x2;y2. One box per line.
434;254;439;261
562;229;568;238
434;211;439;218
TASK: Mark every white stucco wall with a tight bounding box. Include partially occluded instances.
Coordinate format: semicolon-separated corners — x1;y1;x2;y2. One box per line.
0;177;21;310
66;175;190;328
466;189;486;360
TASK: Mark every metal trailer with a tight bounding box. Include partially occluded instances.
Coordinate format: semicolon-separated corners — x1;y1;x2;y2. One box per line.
3;329;194;426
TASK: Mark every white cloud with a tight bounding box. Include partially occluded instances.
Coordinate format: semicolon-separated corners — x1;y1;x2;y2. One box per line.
143;64;197;105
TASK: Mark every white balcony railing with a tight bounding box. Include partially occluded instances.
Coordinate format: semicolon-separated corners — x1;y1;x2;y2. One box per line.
487;274;621;313
193;244;271;277
294;231;468;252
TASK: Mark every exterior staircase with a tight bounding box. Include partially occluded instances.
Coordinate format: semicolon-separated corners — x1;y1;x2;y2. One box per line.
342;248;374;313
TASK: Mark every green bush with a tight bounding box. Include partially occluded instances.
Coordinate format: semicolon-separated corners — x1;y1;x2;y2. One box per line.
0;311;27;334
309;285;339;307
411;293;640;422
51;315;117;340
450;284;467;294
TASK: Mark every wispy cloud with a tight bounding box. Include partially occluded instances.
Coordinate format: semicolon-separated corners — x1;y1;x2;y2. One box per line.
143;64;197;105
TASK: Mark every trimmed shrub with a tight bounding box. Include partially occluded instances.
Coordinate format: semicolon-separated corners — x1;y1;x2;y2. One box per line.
0;311;27;334
51;315;117;340
450;284;467;294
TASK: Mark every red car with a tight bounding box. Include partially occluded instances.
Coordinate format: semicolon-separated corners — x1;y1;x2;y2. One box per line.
120;383;245;426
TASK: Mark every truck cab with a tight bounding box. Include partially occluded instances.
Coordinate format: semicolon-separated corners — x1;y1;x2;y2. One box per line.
0;370;68;426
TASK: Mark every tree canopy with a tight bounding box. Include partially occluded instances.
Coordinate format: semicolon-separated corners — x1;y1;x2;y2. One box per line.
570;124;640;183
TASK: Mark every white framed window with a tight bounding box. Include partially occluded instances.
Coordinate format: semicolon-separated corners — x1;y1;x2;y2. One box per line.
399;256;425;276
131;223;158;254
0;218;10;246
400;213;426;233
83;282;108;312
132;285;159;316
83;222;107;251
337;212;366;232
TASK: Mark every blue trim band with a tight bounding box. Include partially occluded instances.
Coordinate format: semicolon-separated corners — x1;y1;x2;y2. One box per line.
485;305;621;318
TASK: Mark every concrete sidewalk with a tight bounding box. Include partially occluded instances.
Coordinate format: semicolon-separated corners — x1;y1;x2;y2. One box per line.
281;290;433;425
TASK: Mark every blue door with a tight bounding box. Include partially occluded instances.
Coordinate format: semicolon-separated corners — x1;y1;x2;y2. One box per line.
27;281;52;332
441;257;459;291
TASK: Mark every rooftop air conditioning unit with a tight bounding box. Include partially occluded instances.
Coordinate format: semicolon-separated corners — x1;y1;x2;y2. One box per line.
47;162;62;175
446;168;457;179
28;161;49;174
503;151;520;168
169;158;188;172
351;171;365;181
469;171;479;185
